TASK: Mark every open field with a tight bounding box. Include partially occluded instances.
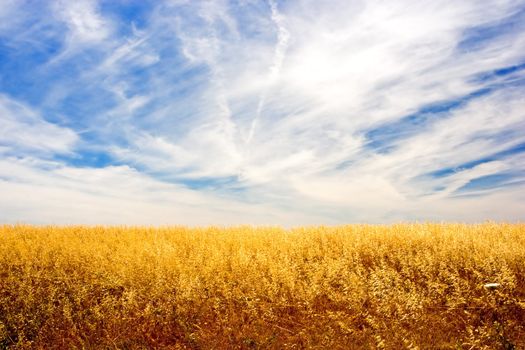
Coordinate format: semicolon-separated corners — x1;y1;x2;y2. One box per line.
1;224;524;349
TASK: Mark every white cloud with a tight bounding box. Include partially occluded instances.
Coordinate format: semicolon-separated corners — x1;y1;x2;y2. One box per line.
0;95;78;155
154;0;524;220
247;0;290;143
1;0;524;224
99;0;524;221
47;0;115;62
98;35;160;75
0;157;328;225
54;0;111;44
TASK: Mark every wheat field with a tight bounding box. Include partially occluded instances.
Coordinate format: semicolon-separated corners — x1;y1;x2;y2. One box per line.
0;223;524;349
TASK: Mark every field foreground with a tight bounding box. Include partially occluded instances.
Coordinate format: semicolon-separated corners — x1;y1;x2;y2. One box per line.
1;224;524;349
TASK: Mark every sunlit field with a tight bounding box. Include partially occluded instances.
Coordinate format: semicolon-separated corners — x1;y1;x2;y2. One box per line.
1;223;524;349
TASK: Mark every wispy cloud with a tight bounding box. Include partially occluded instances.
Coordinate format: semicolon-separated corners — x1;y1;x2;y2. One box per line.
0;156;328;225
247;0;290;144
0;95;78;155
0;0;524;224
53;0;112;53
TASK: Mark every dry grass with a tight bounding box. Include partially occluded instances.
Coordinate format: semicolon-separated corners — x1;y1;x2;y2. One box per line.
1;223;524;349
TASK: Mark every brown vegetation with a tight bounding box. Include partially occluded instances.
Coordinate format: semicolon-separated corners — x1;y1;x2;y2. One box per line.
1;223;524;349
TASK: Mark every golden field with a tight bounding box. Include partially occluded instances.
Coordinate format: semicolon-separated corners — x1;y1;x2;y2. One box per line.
0;223;524;349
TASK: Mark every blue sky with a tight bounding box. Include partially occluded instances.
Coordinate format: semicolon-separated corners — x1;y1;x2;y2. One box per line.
0;0;524;225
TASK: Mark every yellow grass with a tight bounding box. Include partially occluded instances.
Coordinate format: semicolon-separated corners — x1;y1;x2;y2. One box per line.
1;223;524;349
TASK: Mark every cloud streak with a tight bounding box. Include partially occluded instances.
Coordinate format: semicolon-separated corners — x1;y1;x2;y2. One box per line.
247;0;290;144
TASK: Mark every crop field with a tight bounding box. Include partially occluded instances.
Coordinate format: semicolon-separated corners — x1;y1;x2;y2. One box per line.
0;223;524;349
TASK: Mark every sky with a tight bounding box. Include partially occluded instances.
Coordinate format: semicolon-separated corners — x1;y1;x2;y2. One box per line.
0;0;524;225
